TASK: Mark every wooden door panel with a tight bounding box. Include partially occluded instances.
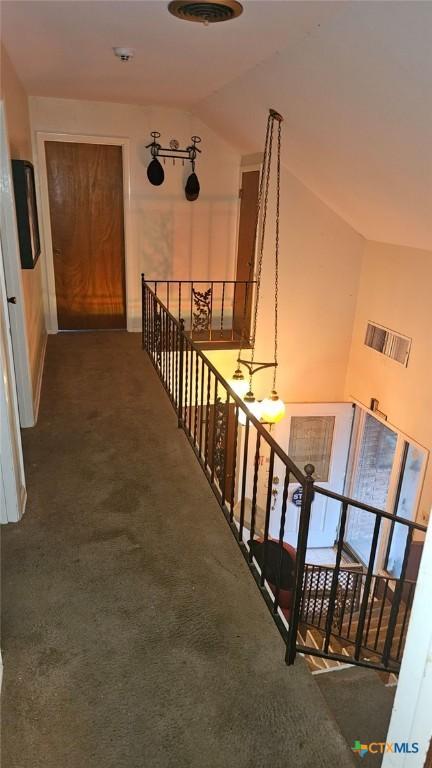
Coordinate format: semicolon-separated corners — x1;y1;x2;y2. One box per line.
45;141;126;330
233;169;259;339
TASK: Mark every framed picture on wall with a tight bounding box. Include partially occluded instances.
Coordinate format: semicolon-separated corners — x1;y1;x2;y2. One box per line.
11;159;41;269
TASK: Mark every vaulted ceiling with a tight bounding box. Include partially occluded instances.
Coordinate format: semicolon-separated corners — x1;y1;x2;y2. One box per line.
2;0;432;250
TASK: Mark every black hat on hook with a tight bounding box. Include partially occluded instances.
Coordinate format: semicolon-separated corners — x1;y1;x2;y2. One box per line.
146;132;165;186
184;135;201;201
185;171;200;201
147;157;165;186
145;132;202;199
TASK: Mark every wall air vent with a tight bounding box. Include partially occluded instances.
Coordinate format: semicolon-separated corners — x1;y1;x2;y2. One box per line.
364;322;411;367
168;0;243;24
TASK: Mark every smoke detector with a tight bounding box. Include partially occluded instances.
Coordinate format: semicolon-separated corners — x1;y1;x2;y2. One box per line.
113;47;135;62
168;1;243;25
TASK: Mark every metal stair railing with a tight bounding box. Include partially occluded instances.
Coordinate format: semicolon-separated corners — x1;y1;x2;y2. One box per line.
142;276;426;673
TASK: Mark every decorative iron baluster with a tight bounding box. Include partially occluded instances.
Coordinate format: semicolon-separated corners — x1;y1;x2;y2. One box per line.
273;469;290;613
192;287;212;333
220;282;225;337
229;406;239;522
154;298;162;369
211;396;229;501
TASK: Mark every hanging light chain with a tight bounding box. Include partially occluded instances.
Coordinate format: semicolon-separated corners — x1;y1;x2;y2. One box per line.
249;112;275;387
234;107;284;425
237;114;272;363
273;117;281;391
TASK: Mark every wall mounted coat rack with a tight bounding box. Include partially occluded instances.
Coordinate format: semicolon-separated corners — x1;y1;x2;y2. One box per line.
146;132;202;201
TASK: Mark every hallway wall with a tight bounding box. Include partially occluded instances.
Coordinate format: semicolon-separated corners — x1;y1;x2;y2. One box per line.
29;96;241;330
0;45;46;419
345;239;432;526
240;164;365;404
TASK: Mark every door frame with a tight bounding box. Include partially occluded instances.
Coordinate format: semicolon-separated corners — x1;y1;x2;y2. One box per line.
344;402;428;572
34;131;132;333
233;159;262;343
0;235;27;522
0;102;35;427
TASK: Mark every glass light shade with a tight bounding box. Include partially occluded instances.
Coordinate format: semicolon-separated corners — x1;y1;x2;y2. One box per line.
238;407;248;426
227;368;249;399
240;391;262;423
248;398;264;420
261;391;286;424
238;391;263;425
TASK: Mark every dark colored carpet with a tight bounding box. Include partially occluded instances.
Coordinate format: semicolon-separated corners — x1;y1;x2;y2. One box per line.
316;666;396;766
2;332;354;768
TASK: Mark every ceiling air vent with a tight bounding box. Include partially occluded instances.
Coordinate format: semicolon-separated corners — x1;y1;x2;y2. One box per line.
364;322;411;367
168;0;243;24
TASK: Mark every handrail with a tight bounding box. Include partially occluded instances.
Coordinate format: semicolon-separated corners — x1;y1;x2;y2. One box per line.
144;277;256;349
145;279;427;533
300;563;415;665
142;275;423;674
315;486;427;532
146;279;255;284
144;279;306;484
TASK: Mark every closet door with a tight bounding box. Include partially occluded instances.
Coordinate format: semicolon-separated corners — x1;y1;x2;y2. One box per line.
45;141;126;330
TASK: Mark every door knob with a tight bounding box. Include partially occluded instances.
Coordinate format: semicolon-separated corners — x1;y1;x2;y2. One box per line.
7;296;17;304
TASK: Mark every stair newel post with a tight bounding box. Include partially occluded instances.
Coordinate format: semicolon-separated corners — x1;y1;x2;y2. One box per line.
141;273;145;350
177;318;185;429
285;463;315;666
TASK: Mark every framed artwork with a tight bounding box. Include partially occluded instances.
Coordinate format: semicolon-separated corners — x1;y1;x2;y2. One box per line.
11;159;41;269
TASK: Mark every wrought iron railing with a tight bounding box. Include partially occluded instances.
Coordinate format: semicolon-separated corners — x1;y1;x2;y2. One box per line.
142;277;426;673
299;565;416;665
144;279;255;347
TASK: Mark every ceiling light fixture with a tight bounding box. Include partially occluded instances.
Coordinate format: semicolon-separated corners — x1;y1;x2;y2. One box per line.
168;0;243;25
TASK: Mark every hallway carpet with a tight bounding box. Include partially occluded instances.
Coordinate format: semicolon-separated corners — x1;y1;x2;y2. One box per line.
2;332;355;768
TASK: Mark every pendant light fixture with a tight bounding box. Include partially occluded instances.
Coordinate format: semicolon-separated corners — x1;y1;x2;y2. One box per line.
261;390;285;424
227;366;249;399
230;108;286;426
238;390;263;425
244;390;264;420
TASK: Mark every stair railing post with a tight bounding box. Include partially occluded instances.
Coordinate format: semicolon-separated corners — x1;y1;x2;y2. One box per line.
141;273;145;350
177;318;185;429
285;463;315;666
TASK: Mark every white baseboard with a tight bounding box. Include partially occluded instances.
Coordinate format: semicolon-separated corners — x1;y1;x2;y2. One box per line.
33;332;47;423
19;484;27;520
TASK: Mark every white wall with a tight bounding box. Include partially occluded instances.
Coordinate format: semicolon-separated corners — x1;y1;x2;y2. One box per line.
29;96;364;405
0;46;46;420
29;96;241;330
345;240;432;525
247;166;364;403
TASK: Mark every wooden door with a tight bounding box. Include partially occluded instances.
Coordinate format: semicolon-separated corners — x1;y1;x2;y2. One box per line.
45;141;126;330
233;169;260;340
